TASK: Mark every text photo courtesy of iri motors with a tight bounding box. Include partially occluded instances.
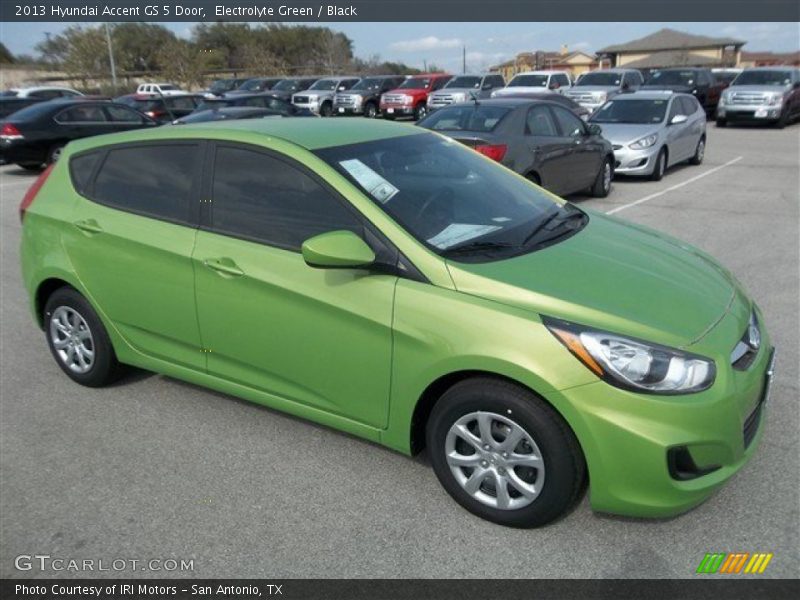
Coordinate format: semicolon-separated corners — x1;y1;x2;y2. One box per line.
0;1;798;598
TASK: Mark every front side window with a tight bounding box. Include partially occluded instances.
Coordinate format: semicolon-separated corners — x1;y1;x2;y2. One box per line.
92;144;199;223
210;146;362;250
309;79;338;91
315;133;581;261
56;105;107;123
552;106;584;137
105;105;144;123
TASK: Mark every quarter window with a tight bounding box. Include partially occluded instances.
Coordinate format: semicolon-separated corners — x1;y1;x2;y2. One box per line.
210;145;362;251
69;152;101;194
92;144;199;223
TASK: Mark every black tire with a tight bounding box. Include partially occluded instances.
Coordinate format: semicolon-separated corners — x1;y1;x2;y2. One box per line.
526;172;541;186
16;162;43;171
47;144;65;165
43;287;121;387
364;102;378;119
650;148;667;181
716;118;727;128
382;113;395;121
689;136;706;166
426;378;586;528
590;156;613;198
775;109;788;129
319;101;333;117
413;103;427;121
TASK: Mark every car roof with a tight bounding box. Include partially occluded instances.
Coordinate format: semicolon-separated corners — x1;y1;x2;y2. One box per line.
70;118;422;152
10;86;79;92
743;66;797;71
625;91;682;99
513;71;567;76
461;97;561;107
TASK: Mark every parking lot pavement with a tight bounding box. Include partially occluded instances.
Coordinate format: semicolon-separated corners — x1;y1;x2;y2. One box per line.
1;123;798;579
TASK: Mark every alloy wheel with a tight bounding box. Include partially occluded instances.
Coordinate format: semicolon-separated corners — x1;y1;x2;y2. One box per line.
603;161;612;192
49;306;95;374
445;411;545;510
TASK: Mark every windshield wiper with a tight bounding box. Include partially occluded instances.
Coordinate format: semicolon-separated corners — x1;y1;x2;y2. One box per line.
440;240;516;256
521;209;585;247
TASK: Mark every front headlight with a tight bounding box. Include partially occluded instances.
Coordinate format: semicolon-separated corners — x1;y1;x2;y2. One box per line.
766;93;783;106
629;134;658;149
593;91;608;103
545;318;716;394
401;94;413;104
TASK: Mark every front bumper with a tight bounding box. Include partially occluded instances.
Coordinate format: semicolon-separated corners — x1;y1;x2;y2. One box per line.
380;104;415;117
334;105;364;115
543;318;773;518
718;104;783;122
0;140;46;165
611;143;661;176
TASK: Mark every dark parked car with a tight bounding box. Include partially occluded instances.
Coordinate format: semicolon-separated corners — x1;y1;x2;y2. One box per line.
226;77;284;95
206;78;248;97
332;75;406;117
642;68;725;115
0;97;42;119
194;93;314;117
265;77;320;102
173;107;283;124
114;93;202;124
417;98;614;197
0;99;155;169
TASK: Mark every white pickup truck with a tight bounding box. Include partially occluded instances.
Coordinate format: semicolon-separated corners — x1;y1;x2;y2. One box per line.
136;83;186;96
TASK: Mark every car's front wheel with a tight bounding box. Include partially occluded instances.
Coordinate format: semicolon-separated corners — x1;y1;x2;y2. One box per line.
650;148;667;181
426;378;586;528
44;287;121;387
689;136;705;165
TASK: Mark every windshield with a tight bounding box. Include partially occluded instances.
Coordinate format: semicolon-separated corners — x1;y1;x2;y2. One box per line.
732;70;792;86
446;76;482;89
315;133;582;261
645;70;697;86
273;79;303;91
159;85;178;91
209;80;236;92
399;77;432;89
420;105;511;132
309;79;338;91
509;75;548;87
239;79;268;91
351;78;382;91
590;99;668;124
577;72;622;87
713;71;740;85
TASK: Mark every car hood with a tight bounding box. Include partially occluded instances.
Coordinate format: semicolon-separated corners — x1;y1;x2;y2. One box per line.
726;84;790;94
445;211;737;348
568;85;619;93
431;88;477;96
642;84;694;93
592;122;662;145
494;87;550;96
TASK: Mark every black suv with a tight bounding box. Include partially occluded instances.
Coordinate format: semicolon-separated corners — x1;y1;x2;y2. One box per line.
332;75;406;118
642;68;726;115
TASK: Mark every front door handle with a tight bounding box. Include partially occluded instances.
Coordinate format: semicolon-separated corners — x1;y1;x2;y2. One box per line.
73;219;103;235
204;258;244;277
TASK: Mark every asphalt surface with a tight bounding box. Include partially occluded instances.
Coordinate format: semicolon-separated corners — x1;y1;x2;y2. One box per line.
1;122;798;579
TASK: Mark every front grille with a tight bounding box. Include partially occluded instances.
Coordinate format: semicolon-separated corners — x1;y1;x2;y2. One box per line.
294;96;309;104
729;92;768;106
567;92;596;103
382;94;405;104
335;95;355;106
743;403;763;449
430;94;454;106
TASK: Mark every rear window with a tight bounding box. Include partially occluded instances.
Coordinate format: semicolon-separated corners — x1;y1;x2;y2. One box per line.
69;152;101;194
91;144;199;223
421;105;511;132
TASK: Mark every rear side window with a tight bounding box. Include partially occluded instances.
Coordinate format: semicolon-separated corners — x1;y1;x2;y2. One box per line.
56;105;107;123
210;145;362;251
69;152;101;194
91;144;199;223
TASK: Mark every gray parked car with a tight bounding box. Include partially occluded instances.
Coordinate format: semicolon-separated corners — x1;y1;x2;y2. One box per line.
566;69;643;112
717;67;800;128
417;98;614;197
591;91;706;181
292;76;360;116
426;73;505;111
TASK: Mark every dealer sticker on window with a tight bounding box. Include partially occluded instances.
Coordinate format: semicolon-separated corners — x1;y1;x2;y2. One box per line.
428;223;502;249
339;159;399;204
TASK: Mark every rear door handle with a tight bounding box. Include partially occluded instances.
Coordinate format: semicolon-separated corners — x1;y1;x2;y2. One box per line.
204;258;244;277
73;219;103;235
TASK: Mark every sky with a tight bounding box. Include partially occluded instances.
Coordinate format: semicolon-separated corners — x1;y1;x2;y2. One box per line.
1;21;798;72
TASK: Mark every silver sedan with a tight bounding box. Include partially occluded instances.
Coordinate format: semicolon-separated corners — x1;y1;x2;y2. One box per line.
589;91;707;180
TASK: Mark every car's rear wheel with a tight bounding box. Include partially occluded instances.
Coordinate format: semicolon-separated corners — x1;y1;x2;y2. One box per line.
47;144;65;164
413;103;427;121
689;136;705;165
44;287;120;387
590;157;612;197
426;378;586;528
319;101;333;117
650;148;667;181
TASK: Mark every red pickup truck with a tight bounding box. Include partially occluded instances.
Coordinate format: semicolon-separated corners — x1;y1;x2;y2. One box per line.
379;73;452;120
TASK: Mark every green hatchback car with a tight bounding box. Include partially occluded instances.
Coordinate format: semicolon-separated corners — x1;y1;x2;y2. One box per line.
20;119;774;527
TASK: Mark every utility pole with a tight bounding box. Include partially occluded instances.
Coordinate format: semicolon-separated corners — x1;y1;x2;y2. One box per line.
104;23;118;91
463;46;466;73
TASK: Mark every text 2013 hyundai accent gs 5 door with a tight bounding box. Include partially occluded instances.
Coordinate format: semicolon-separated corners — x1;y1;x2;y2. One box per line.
20;120;773;528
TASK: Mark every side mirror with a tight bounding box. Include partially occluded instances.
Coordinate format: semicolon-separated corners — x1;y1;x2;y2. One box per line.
587;123;602;136
670;114;688;125
549;82;560;90
621;82;630;91
302;230;375;269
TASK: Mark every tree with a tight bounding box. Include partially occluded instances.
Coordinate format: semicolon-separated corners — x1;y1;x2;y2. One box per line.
240;43;286;76
112;23;177;72
0;42;14;64
192;23;253;69
156;39;209;88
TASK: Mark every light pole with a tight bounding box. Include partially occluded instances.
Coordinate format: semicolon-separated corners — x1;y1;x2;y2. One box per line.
104;23;118;91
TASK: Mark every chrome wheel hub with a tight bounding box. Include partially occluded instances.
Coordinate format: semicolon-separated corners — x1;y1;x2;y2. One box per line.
445;411;545;510
603;162;611;191
50;306;95;374
697;140;705;161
